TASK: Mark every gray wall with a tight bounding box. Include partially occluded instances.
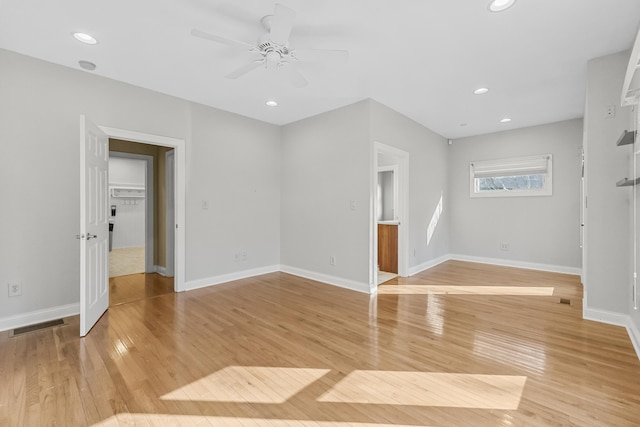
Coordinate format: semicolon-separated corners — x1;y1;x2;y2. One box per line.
0;48;281;320
369;100;450;267
584;51;634;315
280;101;371;288
449;119;583;270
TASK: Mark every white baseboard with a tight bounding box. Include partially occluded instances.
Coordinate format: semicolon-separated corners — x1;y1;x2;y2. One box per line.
408;254;451;276
625;315;640;360
280;265;370;294
0;303;79;333
584;307;640;361
583;306;630;326
154;265;168;277
449;254;582;276
184;265;281;292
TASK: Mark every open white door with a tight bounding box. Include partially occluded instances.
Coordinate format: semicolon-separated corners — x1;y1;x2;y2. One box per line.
79;115;109;336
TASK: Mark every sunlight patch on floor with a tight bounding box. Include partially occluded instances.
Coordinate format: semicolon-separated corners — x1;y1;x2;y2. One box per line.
318;371;527;410
378;285;554;296
160;366;330;404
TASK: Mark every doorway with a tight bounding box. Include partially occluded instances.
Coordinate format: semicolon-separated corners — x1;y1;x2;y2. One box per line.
370;142;409;293
107;147;174;306
99;128;185;306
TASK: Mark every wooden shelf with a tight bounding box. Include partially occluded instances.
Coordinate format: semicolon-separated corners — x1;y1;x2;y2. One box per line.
616;130;636;146
616;177;640;187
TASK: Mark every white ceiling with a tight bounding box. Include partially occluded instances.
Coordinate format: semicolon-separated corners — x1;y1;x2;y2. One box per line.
1;0;639;139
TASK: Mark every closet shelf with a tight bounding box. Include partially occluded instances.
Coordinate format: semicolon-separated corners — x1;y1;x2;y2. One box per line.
110;186;145;198
616;177;640;187
616;130;636;146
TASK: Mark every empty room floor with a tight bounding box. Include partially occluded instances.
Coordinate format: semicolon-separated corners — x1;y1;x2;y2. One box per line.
1;261;640;426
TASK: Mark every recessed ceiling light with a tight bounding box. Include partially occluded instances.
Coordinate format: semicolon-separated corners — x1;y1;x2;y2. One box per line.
500;117;512;123
78;60;96;71
489;0;516;12
474;87;489;95
73;32;97;45
265;100;278;107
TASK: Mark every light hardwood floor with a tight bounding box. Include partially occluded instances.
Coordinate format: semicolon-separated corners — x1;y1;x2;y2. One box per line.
1;261;640;426
109;273;174;306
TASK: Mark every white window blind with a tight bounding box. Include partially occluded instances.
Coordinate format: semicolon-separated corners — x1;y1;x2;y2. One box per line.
470;154;552;197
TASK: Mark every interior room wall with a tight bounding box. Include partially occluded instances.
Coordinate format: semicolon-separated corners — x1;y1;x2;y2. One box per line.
449;119;583;272
583;50;634;318
369;100;450;271
280;101;371;291
0;48;280;325
108;157;146;249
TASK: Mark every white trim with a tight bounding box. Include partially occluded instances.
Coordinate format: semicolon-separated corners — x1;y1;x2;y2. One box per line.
408;254;451;276
165;150;175;278
0;303;79;333
583;307;630;326
155;265;169;277
627;317;640;360
98;126;186;293
583;308;640;361
449;254;582;276
184;265;281;292
280;265;370;294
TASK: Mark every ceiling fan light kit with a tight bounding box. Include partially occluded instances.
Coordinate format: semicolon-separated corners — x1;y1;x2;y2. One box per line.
191;3;349;88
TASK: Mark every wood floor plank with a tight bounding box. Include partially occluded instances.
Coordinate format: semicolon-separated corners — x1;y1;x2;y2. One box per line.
1;261;640;426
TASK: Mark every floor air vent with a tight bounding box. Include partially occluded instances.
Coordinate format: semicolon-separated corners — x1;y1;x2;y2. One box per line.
559;298;571;305
10;319;65;337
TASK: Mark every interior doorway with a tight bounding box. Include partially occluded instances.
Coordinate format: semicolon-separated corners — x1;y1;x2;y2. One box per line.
108;141;174;306
370;142;409;293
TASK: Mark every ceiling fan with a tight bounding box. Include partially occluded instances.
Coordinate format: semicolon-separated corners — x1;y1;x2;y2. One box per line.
191;3;349;88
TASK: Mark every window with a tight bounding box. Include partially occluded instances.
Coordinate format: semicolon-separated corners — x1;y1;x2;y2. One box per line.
470;154;552;197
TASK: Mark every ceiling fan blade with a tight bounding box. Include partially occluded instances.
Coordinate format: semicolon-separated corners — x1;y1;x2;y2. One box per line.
190;28;254;50
270;3;296;45
281;63;308;88
225;60;264;79
293;49;349;63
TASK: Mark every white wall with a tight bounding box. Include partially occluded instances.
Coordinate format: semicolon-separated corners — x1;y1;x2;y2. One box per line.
0;48;280;324
449;120;582;272
281;101;371;290
108;157;146;249
584;51;634;316
369;100;450;270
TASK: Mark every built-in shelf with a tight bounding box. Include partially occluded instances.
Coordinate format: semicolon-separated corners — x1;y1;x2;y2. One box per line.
617;130;636;146
110;186;145;198
616;177;640;187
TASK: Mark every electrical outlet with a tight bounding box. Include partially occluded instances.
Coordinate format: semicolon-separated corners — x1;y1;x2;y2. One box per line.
329;255;336;266
605;105;616;118
201;200;209;210
240;251;247;262
8;282;22;297
500;242;510;251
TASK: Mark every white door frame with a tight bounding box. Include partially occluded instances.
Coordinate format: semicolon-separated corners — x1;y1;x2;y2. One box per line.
108;152;154;273
165;150;175;277
99;126;186;292
370;141;409;293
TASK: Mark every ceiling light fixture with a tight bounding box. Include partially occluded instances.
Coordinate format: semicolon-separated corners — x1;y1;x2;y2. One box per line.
500;117;512;123
489;0;516;12
265;100;278;107
78;60;96;71
474;87;489;95
73;32;98;45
